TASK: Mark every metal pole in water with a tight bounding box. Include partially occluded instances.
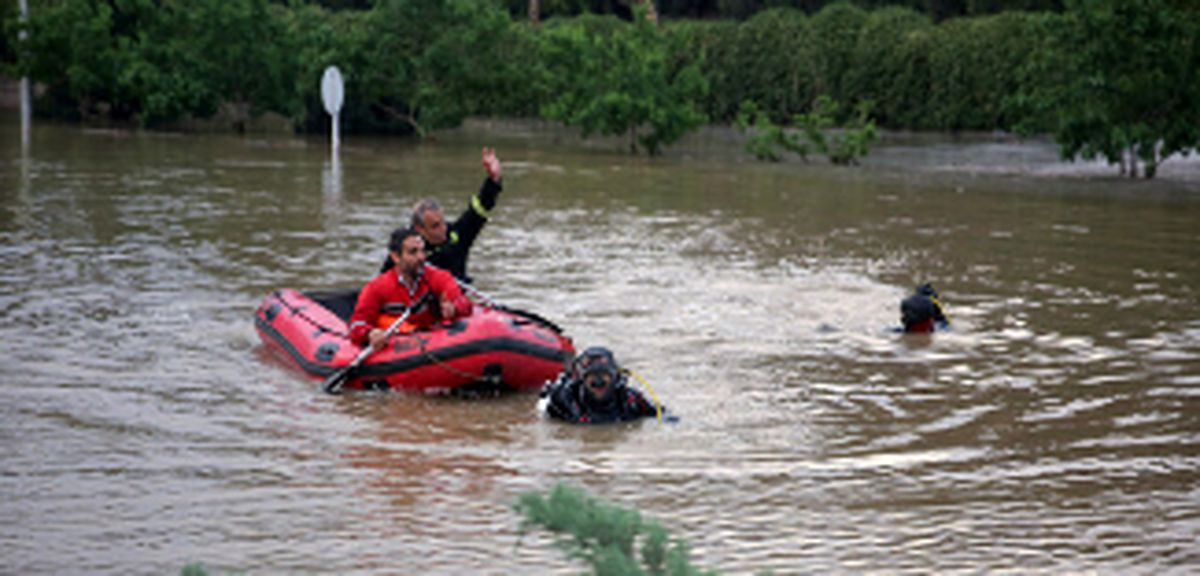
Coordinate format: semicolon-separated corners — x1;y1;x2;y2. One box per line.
19;0;30;150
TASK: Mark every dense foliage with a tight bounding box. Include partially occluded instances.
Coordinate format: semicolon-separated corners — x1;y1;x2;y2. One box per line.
1016;0;1200;177
737;96;878;164
535;9;708;154
9;0;297;128
4;0;1198;168
496;0;1064;21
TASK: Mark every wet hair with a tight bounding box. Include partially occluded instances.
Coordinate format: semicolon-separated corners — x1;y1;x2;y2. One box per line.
410;199;443;227
388;226;422;253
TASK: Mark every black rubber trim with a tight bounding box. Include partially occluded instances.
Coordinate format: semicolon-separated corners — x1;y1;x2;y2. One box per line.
493;304;564;334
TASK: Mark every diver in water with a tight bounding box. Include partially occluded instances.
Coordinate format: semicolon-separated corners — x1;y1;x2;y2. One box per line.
900;282;949;333
540;347;664;424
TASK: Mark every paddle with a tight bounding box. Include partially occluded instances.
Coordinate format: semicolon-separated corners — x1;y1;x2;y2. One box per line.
455;278;498;305
322;307;413;395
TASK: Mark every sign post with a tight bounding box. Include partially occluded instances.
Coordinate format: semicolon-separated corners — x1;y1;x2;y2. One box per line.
320;66;344;154
19;0;30;150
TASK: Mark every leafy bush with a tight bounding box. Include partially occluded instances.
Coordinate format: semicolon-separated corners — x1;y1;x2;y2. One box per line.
843;6;931;127
925;11;1051;131
736;100;808;161
515;483;720;576
1017;0;1200;178
355;0;523;137
808;2;867;107
737;96;876;164
668;20;741;123
797;95;877;164
15;0;297;128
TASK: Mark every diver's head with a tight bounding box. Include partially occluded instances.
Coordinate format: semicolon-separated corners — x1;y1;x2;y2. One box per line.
916;282;939;300
573;347;623;409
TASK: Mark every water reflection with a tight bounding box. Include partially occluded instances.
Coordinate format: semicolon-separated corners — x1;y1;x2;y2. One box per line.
322;154;342;203
336;395;518;509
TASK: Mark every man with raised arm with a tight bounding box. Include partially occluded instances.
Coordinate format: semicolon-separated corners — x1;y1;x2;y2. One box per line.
381;147;504;284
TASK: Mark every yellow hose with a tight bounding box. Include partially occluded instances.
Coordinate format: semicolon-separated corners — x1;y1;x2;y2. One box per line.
930;296;950;323
623;369;662;422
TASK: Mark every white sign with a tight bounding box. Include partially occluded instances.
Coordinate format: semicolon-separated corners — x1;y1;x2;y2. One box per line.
321;66;344;116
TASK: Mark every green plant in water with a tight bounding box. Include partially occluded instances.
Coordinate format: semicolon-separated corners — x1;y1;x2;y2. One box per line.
735;100;808;162
180;564;209;576
795;95;878;166
737;96;877;165
515;483;721;576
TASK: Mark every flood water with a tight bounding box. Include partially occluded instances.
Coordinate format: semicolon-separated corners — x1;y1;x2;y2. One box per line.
2;116;1198;574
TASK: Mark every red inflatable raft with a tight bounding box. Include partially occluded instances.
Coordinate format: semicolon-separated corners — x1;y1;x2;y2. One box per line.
255;288;574;393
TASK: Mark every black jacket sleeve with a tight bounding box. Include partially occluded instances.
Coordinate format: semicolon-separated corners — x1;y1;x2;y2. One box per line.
450;177;502;252
626;388;661;419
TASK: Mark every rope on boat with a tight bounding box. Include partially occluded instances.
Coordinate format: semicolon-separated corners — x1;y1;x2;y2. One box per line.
419;337;495;386
273;292;349;338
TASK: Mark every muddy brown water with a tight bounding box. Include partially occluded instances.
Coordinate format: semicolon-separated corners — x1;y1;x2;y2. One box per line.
1;117;1198;574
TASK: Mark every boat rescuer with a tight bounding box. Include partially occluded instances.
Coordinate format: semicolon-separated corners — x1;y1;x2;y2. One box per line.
381;147;504;284
900;282;950;333
352;227;472;351
539;347;667;424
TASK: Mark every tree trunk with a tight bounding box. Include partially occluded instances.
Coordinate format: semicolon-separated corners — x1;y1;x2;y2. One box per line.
529;0;539;26
1145;141;1161;179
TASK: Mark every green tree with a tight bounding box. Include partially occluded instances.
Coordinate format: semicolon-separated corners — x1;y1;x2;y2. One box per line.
730;8;815;123
536;9;708;154
668;20;740;122
281;3;371;132
13;0;298;128
355;0;522;137
1022;0;1200;178
923;11;1053;131
0;1;18;73
809;2;866;106
11;0;125;121
843;6;931;127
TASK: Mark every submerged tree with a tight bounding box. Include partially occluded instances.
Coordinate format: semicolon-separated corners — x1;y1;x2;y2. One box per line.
736;96;877;165
515;483;721;575
1020;0;1200;178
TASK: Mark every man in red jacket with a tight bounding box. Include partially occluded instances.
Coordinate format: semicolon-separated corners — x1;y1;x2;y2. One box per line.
350;227;472;351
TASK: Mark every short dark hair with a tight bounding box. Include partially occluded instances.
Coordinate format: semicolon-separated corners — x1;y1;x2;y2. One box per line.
388;226;422;253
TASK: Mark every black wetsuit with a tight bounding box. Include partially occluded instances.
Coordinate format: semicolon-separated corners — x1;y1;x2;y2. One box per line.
381;177;502;283
541;375;659;424
900;292;949;333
